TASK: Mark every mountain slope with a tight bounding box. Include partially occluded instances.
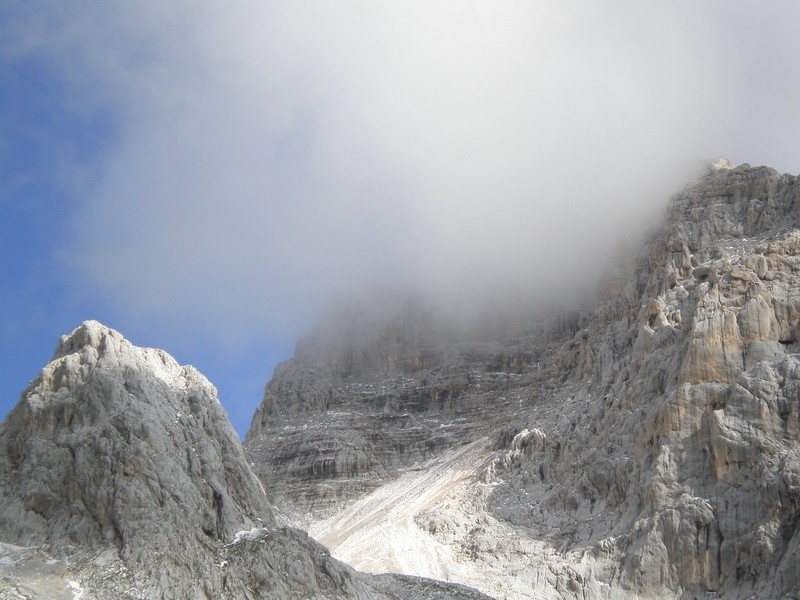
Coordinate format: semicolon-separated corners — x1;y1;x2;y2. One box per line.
0;321;491;599
309;438;492;580
245;160;800;598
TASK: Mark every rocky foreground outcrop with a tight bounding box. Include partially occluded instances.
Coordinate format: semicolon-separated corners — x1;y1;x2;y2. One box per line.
245;161;800;598
0;321;490;599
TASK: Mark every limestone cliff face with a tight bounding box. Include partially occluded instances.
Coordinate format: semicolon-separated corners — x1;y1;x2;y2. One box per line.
0;322;490;600
244;297;552;519
477;161;800;598
609;161;800;596
245;162;800;599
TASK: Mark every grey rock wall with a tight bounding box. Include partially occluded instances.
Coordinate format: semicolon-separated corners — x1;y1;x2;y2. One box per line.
484;162;800;598
245;162;800;598
244;299;555;520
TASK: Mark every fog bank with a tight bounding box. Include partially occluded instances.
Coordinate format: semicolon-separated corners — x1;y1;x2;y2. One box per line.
6;1;800;344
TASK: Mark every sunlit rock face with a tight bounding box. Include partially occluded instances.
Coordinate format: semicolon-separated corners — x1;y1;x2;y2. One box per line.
0;321;276;597
597;163;800;597
246;162;800;599
482;162;800;599
0;322;491;600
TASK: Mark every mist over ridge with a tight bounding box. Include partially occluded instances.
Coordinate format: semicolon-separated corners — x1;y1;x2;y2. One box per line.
4;1;800;353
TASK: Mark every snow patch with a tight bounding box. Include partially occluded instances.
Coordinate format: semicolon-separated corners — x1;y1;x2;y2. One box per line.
230;527;265;544
68;580;85;599
309;438;491;581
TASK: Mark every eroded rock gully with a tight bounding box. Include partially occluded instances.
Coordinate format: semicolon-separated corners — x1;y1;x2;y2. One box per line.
245;162;800;599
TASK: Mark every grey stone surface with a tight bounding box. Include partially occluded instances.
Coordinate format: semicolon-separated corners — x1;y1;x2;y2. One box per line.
3;160;798;599
244;295;556;521
0;321;490;599
245;162;800;598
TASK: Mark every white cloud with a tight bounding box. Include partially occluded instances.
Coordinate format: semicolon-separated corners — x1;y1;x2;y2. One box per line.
7;1;800;342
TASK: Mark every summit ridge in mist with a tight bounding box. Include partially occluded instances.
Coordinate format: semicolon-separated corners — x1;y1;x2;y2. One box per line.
244;161;800;599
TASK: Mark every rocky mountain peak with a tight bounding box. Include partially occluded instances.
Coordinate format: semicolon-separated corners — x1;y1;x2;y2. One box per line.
244;162;800;599
0;321;275;595
708;156;736;172
50;320;203;393
0;322;490;599
53;319;120;358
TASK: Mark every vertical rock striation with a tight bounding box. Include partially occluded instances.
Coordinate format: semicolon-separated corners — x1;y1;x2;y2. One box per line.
472;161;800;598
246;162;800;598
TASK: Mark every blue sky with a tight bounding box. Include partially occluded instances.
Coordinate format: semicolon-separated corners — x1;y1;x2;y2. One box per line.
2;2;800;438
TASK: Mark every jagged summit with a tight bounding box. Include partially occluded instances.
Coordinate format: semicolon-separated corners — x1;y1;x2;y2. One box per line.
0;320;274;595
708;156;736;172
53;319;119;357
48;320;203;393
